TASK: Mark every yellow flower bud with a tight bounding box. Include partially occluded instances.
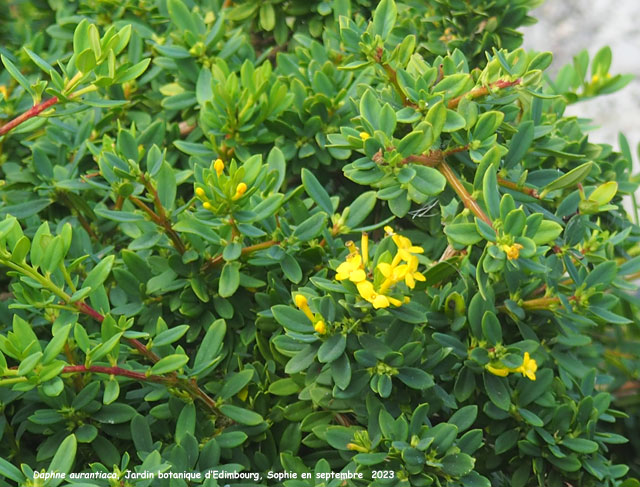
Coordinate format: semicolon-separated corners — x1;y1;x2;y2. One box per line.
294;294;308;308
314;320;326;334
359;132;370;141
0;85;7;101
195;187;205;197
214;158;224;175
233;182;248;200
203;202;213;210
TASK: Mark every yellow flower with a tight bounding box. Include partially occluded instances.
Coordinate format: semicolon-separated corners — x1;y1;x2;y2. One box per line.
203;202;213;210
0;85;7;101
356;280;390;309
403;255;426;289
486;353;537;381
359;132;370;141
502;243;524;260
486;364;510;377
294;294;315;322
314;320;326;334
214;158;224;175
336;254;366;283
233;182;247;200
195;187;205;198
346;442;368;453
513;352;537;381
392;233;424;261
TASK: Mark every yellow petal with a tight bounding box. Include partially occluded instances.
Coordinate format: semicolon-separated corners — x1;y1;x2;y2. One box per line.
357;280;375;300
487;365;510;377
377;262;392;277
372;294;390;309
349;269;367;283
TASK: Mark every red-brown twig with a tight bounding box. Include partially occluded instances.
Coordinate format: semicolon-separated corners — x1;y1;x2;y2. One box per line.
0;97;58;136
448;79;521;109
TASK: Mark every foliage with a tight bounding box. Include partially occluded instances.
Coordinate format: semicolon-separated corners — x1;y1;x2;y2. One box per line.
1;0;640;486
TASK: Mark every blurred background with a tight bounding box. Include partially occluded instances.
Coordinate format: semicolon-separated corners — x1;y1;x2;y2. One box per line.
522;0;640;157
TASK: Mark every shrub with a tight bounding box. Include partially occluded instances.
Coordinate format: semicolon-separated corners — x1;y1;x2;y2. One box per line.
1;0;639;486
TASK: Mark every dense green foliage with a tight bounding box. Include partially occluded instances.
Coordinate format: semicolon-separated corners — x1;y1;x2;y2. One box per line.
1;0;640;486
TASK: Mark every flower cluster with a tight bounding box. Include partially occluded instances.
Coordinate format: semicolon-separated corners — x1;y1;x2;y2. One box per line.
195;158;249;211
335;227;425;309
501;242;523;260
486;352;538;381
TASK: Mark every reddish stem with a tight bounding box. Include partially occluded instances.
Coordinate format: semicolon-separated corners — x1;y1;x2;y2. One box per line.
0;97;58;136
439;160;493;228
497;177;540;198
448;79;521;109
62;365;167;383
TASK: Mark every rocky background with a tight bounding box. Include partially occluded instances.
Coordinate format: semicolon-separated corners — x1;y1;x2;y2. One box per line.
522;0;640;155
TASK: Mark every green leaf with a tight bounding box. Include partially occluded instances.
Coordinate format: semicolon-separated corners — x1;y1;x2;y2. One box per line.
397;367;435;389
504;121;534;168
293;212;327;241
193;319;226;372
449;405;478;433
443;109;466;132
167;0;198;33
372;0;397;38
75;48;97;74
175;402;195;443
397;130;431;157
482;311;502;345
42;324;72;364
541;162;594;196
473;111;504;141
219;369;254;399
445;223;483;246
584;261;617;289
216;431;248;448
517;408;544;427
131;415;154;453
360;89;381;130
411;165;446;196
302;168;333;215
426;100;446;137
219;261;241;297
272;305;314;333
259;3;276;31
47;435;77;486
73;19;90;53
530;220;563;245
268;378;301;395
441;453;475;477
152;325;189;348
83;255;115;291
317;334;346;363
18;352;43;375
23;48;55;74
345;191;377;228
93;403;137;423
1;54;35;97
251;194;284;222
482;167;500;220
0;458;24;482
151;354;189;374
157;163;177;209
484;373;511;411
219;404;264;425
